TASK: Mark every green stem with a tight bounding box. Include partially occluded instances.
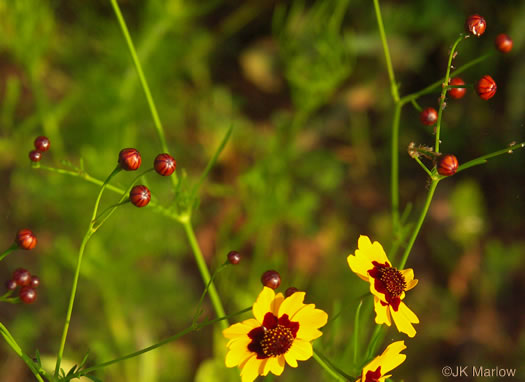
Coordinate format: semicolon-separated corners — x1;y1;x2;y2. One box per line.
435;35;464;153
364;325;382;362
390;103;402;231
75;307;250;377
54;167;121;377
414;156;433;178
1;322;45;382
457;141;525;173
313;349;348;382
0;244;17;262
181;219;228;329
352;300;363;366
372;0;399;103
398;180;439;269
400;52;493;104
109;0;178;187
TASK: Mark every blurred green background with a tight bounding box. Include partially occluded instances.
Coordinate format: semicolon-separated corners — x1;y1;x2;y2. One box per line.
1;0;524;381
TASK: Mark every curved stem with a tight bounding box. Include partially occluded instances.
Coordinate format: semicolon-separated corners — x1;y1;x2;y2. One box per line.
182;219;228;330
352;300;363;366
398;180;439;269
75;307;250;377
312;349;351;381
390;103;402;231
109;0;178;187
1;323;44;382
372;0;399;102
435;35;464;153
457;141;525;173
54;167;120;376
0;244;17;262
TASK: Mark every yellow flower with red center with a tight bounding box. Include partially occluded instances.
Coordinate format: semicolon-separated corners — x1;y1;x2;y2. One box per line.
347;235;419;337
356;341;407;382
223;287;328;382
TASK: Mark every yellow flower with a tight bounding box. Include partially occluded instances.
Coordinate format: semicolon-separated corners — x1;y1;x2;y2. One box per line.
347;235;419;337
223;287;328;382
356;341;407;382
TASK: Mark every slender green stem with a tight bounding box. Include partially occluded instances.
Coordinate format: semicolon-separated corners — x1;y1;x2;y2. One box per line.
372;0;399;102
182;219;228;329
312;349;351;381
364;325;382;362
390;103;402;231
1;323;45;382
398;180;439;269
414;156;433;178
400;52;493;104
457;141;525;173
0;244;17;262
109;0;178;187
352;300;363;366
193;263;228;325
435;35;464;153
74;307;250;377
54;167;121;377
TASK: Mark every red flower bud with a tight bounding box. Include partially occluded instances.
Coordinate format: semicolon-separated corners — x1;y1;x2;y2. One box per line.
495;34;513;53
29;150;42;162
19;286;37;304
420;107;438;126
437;154;459;176
448;77;466;100
154;153;176;176
466;14;486;37
34;136;51;152
475;75;497;100
118;148;142;171
15;229;37;250
261;270;281;290
129;185;151;207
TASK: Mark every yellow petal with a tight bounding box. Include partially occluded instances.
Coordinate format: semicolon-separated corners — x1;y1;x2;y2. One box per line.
292;304;328;335
390;302;419;338
271;293;285;315
225;339;252;367
287;338;313;361
377;341;407;374
369;239;390;266
369;279;388;303
240;355;261;382
269;355;285;375
278;291;306;318
252;287;275;323
400;269;418;291
347;253;371;281
259;358;271;376
373;297;391;326
223;318;258;340
284;351;298;368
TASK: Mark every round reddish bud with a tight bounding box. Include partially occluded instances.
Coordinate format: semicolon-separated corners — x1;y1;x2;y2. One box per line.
448;77;467;99
227;250;241;265
29;150;42;162
129;185;151;207
118;148;142;171
19;286;37;304
6;279;17;291
285;287;299;297
30;276;40;289
475;75;497;100
495;33;513;53
34;136;50;152
154;153;176;176
420;107;438;126
13;268;32;287
437;154;459;176
15;228;37;250
466;14;486;37
261;270;281;290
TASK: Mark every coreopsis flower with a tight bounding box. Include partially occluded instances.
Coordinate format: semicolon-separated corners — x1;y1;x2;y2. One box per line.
356;341;407;382
223;287;328;382
347;235;419;337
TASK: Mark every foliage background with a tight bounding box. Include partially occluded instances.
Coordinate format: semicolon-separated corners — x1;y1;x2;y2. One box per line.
1;0;524;380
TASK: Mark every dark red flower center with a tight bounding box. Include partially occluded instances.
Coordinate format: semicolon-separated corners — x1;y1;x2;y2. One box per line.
247;312;299;359
368;261;406;311
364;366;382;382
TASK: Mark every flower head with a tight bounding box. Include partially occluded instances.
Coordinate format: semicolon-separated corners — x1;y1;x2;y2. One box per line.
347;235;419;337
223;287;328;382
356;341;407;382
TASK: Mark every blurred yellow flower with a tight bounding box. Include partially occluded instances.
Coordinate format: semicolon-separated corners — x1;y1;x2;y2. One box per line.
347;235;419;337
223;287;328;382
356;341;407;382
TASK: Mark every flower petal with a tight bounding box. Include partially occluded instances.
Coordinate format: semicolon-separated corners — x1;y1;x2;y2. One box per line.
292;304;328;335
390;302;419;338
240;355;261;382
284;351;299;368
252;287;275;323
225;338;252;367
376;341;407;374
373;297;391;326
271;293;285;315
278;291;306;318
269;355;285;375
223;318;259;340
400;269;418;291
287;338;313;361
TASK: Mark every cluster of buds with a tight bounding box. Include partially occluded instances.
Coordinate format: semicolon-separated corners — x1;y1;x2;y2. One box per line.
5;268;40;304
117;149;177;208
29;136;51;162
